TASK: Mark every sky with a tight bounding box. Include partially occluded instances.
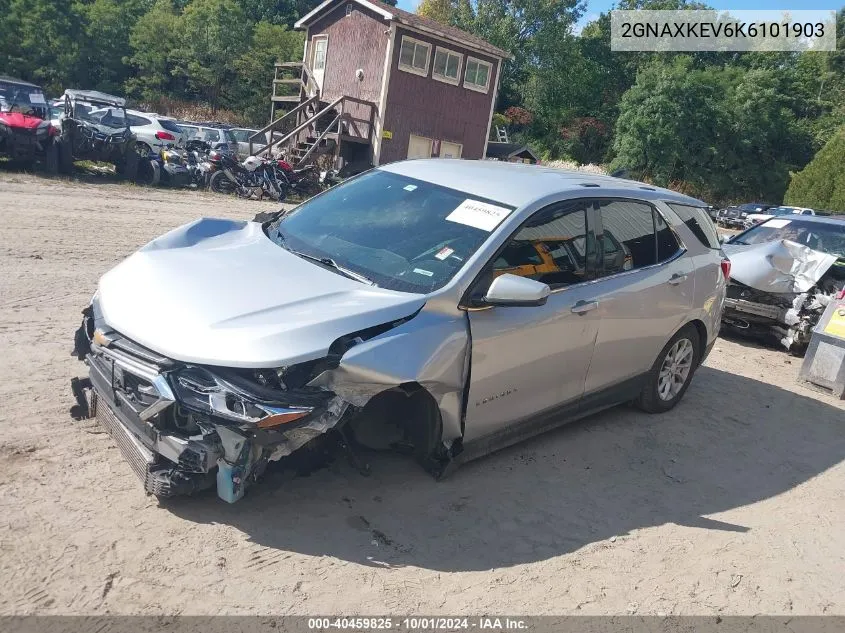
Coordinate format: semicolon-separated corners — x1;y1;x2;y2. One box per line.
395;0;841;32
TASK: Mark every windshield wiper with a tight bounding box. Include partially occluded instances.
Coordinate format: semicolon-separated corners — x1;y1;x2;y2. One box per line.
275;230;376;286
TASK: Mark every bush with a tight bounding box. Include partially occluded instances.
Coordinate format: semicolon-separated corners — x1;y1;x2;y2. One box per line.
784;128;845;214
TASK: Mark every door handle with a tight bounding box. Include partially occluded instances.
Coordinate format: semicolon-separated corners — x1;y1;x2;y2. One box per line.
668;273;689;286
571;300;598;315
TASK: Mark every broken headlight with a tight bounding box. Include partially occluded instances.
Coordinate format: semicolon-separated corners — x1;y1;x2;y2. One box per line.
171;366;313;429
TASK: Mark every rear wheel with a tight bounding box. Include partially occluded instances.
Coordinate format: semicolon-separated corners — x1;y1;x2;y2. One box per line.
635;325;701;413
58;138;74;174
42;139;58;175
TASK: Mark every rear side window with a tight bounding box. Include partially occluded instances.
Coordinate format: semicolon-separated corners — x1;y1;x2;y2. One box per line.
668;203;720;249
598;199;681;276
158;118;183;134
126;114;151;126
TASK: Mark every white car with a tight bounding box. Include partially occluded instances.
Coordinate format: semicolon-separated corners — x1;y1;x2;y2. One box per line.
745;205;815;228
125;111;185;154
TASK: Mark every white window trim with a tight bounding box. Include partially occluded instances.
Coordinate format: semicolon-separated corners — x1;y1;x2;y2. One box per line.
431;46;463;86
311;34;328;71
464;56;492;94
439;140;463;158
397;35;431;78
408;134;434;159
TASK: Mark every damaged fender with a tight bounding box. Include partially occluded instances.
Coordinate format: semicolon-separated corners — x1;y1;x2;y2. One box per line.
309;309;471;446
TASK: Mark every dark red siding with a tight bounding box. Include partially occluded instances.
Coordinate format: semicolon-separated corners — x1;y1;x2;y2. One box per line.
379;26;498;164
306;3;389;107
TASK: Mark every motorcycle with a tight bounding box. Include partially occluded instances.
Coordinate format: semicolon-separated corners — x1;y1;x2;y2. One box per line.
208;152;286;201
319;168;344;189
275;158;321;198
138;146;192;188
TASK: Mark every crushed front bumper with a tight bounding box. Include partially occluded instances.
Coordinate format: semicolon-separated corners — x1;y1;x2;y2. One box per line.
71;314;349;502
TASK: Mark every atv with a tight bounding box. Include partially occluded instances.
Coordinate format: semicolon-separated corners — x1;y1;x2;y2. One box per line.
0;76;59;173
57;90;139;180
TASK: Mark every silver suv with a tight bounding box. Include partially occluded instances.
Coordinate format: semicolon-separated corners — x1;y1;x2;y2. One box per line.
71;160;728;503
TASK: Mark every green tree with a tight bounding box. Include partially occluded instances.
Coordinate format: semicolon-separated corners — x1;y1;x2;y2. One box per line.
126;0;182;101
784;128;845;214
417;0;454;23
75;0;151;94
0;0;81;92
172;0;250;110
233;21;303;125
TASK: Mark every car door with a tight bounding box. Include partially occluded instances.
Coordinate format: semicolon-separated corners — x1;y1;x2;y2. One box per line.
463;200;603;443
582;199;694;396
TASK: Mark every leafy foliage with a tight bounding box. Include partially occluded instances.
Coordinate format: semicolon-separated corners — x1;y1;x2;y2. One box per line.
784;128;845;214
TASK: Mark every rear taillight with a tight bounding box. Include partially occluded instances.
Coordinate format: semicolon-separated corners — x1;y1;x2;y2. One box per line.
155;131;176;141
720;258;731;281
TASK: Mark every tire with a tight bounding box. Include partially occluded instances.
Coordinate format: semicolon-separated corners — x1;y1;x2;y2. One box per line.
119;148;139;181
58;138;73;174
42;139;58;175
635;324;701;413
137;160;159;186
209;170;237;194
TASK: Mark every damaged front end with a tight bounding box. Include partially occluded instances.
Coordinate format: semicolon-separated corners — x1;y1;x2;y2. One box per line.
71;299;352;503
722;239;845;352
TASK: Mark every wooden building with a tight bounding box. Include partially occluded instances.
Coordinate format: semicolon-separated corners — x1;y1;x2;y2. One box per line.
251;0;510;171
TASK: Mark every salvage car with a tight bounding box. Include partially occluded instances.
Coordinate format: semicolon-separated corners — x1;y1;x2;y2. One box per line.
58;90;139;179
70;161;728;502
722;216;845;353
743;205;815;229
0;76;59;172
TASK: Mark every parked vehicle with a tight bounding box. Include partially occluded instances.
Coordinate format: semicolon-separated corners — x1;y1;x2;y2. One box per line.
208;151;286;201
70;160;728;502
743;205;815;229
276;158;321;198
0;76;59;172
57;90;139;179
126;111;186;155
723;202;775;229
140;147;192;188
721;216;845;354
230;127;261;158
176;121;239;155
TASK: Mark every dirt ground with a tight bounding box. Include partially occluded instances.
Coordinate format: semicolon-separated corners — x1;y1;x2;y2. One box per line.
1;172;843;616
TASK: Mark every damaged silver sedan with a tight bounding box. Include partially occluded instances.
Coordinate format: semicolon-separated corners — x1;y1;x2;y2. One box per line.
722;216;845;353
71;160;727;502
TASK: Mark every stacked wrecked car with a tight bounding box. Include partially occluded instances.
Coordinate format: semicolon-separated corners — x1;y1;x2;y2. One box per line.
722;216;845;354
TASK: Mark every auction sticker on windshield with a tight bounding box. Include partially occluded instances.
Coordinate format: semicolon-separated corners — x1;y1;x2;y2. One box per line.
766;219;792;228
29;93;46;104
446;200;512;232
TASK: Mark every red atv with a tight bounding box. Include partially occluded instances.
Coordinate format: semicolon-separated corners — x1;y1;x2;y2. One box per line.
0;76;59;173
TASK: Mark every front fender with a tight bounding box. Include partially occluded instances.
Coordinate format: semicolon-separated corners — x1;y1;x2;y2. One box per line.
308;310;470;443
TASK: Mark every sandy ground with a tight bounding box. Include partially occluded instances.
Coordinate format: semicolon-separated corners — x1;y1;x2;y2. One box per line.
0;172;843;616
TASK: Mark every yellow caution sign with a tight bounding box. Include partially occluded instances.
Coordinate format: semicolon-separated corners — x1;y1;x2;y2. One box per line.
824;304;845;338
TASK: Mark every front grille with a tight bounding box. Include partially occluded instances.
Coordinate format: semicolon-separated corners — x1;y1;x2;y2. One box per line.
91;390;158;488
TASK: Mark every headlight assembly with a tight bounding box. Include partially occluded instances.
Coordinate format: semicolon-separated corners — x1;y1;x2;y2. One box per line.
172;366;313;429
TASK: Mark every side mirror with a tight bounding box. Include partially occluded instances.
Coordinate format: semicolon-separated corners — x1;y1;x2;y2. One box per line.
483;274;551;307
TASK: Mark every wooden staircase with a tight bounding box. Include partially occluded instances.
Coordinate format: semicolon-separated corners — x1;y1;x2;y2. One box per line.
248;62;376;169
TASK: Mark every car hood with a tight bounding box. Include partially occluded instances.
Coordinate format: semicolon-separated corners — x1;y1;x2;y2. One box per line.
97;218;426;368
722;239;839;294
0;112;47;130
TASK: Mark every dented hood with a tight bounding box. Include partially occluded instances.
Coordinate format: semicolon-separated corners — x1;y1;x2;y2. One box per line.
97;218;426;368
723;239;839;294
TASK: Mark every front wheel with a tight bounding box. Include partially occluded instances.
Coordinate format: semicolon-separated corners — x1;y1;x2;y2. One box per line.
209;170;238;194
635;325;701;413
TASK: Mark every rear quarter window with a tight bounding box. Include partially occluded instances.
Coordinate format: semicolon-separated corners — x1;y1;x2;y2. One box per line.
667;203;720;249
158;118;183;134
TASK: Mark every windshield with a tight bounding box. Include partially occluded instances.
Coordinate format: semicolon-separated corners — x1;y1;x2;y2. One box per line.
221;128;236;144
732;218;845;257
738;203;767;212
0;81;47;116
267;170;514;293
77;104;128;131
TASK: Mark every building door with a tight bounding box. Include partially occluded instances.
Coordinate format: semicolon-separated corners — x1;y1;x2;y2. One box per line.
439;141;462;159
407;134;433;159
311;35;328;93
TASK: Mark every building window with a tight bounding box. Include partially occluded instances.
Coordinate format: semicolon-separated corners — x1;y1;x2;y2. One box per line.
432;46;462;85
398;35;431;77
464;57;492;93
